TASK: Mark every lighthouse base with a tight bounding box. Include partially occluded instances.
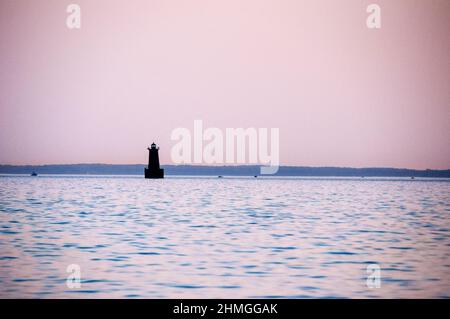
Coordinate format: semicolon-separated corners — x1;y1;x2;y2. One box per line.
145;168;164;179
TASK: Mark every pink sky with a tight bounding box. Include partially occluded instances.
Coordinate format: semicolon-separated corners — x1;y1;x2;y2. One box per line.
0;0;449;169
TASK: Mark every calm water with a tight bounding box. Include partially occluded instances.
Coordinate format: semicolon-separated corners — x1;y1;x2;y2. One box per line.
0;175;449;298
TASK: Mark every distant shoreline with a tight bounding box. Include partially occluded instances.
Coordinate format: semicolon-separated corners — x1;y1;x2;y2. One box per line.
1;164;449;178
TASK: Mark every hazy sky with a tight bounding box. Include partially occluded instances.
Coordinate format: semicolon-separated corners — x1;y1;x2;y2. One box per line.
0;0;449;169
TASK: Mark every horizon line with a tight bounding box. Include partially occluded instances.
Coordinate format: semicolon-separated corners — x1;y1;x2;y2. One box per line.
1;163;449;171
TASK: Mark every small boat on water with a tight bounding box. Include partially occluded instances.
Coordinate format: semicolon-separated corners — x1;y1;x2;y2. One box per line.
31;172;38;176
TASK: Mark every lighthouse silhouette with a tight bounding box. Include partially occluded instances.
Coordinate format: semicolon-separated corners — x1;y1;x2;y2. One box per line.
145;143;164;179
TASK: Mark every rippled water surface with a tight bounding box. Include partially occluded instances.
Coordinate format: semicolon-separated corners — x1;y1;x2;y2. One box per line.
0;175;449;298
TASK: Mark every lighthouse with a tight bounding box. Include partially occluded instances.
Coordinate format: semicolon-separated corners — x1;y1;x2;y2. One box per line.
145;142;164;179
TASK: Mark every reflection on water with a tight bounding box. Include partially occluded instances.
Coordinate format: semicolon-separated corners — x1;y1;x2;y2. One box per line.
0;175;449;298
